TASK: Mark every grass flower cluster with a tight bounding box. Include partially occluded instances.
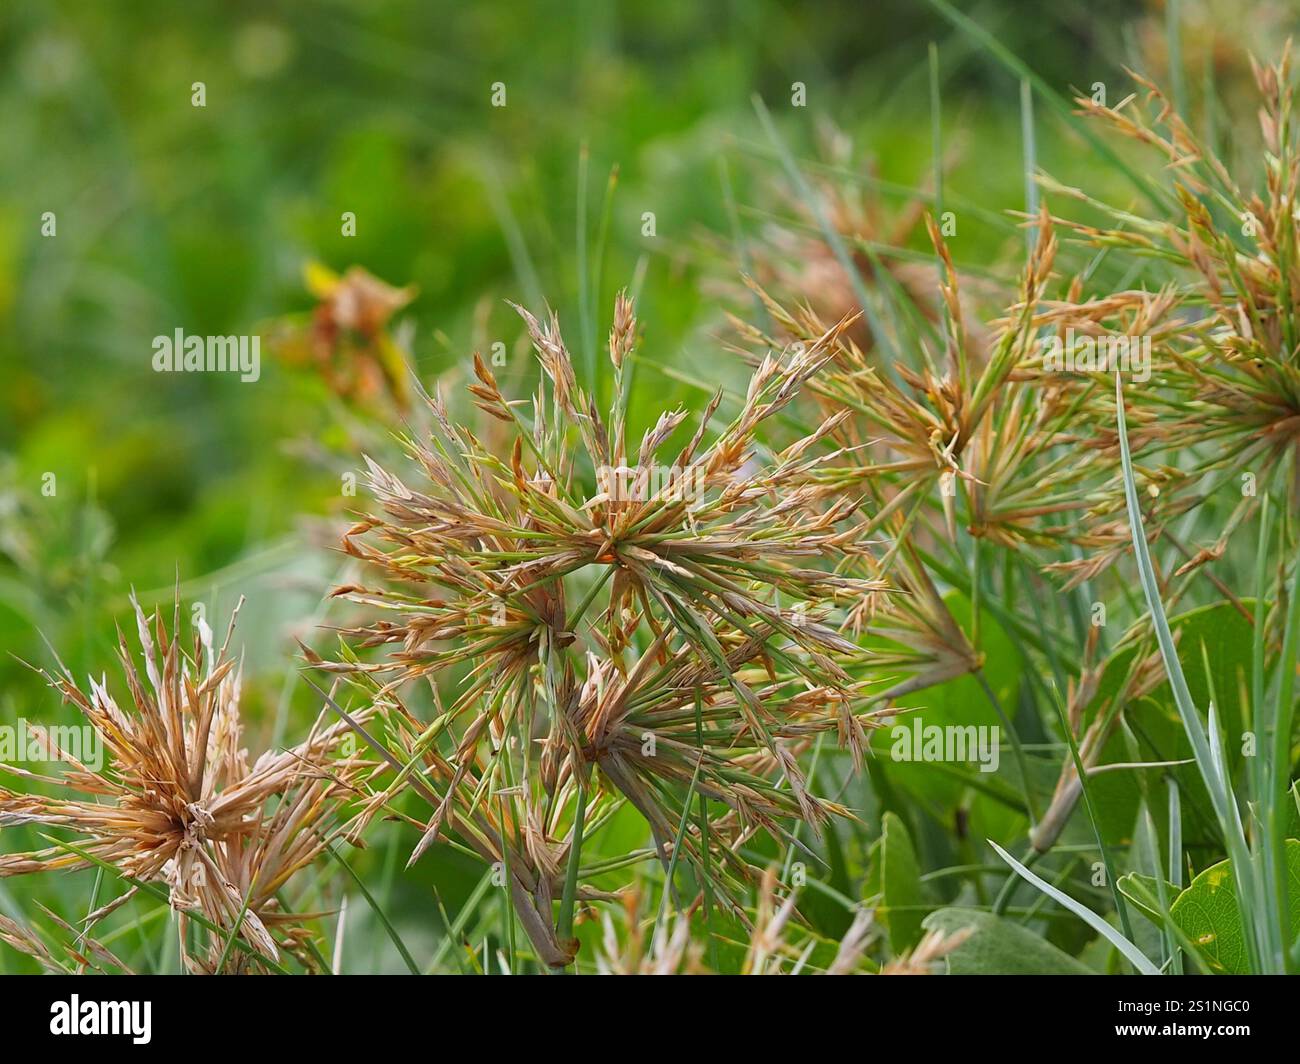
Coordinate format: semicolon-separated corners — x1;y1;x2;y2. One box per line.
3;20;1300;980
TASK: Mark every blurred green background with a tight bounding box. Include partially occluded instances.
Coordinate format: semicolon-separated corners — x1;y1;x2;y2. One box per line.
1;0;1293;970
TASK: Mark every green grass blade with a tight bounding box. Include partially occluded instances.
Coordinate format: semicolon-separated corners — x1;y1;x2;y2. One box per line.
989;840;1160;974
1167;779;1183;973
42;835;291;974
325;842;421;975
1115;373;1266;970
1045;680;1136;948
751;93;905;383
925;0;1167;210
215;872;262;975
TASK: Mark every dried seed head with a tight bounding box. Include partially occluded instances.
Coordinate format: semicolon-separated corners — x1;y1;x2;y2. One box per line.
0;595;371;973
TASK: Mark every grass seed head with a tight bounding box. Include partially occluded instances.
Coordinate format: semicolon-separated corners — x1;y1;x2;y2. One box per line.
0;595;370;973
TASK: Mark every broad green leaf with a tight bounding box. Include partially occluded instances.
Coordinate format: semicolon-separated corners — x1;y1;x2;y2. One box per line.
879;812;925;953
1116;872;1181;927
922;907;1092;975
1285;781;1300;839
1168;840;1300;975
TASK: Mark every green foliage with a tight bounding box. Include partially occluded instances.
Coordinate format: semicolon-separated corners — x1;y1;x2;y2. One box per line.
1;1;1297;976
922;908;1093;975
1132;841;1300;975
873;812;927;953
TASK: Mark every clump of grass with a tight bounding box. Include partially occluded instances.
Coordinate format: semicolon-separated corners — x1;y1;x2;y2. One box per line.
986;41;1300;976
728;204;1130;749
0;596;371;973
314;292;892;968
721;32;1300;976
5;16;1298;980
1047;43;1300;544
737;207;1134;565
